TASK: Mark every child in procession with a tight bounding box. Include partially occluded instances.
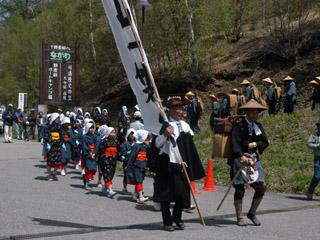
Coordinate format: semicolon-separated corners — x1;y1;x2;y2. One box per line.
120;128;137;193
97;127;121;198
126;129;151;204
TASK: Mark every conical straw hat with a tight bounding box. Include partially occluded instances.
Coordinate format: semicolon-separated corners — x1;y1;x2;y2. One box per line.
231;88;240;94
262;77;273;84
309;80;319;86
240;79;251;85
185;91;195;97
283;75;294;81
316;76;320;81
239;99;268;110
208;94;217;99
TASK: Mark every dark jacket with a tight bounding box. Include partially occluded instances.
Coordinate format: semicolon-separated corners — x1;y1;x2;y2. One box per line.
2;110;15;126
230;118;269;163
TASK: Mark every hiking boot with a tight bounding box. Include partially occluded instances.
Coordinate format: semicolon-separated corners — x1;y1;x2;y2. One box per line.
234;200;247;227
247;213;261;226
306;191;313;200
163;225;175;232
237;217;248;226
174;221;185;230
247;197;263;226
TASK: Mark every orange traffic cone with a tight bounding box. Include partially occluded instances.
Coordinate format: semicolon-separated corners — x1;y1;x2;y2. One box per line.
191;181;201;195
202;159;216;192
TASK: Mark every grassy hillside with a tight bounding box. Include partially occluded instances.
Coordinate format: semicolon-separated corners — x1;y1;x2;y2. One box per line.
194;107;320;195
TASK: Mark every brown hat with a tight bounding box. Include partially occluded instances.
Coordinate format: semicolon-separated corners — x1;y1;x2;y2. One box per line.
239;99;268;111
231;88;240;94
185;91;196;97
262;77;273;84
164;96;190;108
240;79;251;85
309;80;319;86
283;76;294;81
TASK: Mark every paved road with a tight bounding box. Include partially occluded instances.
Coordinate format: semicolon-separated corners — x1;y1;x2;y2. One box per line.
0;140;319;240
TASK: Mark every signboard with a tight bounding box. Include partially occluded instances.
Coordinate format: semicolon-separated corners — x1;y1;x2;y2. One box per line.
18;93;27;111
40;40;80;105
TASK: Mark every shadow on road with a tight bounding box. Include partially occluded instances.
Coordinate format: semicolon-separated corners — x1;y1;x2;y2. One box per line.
34;176;49;181
33;164;47;169
286;196;320;202
70;176;83;180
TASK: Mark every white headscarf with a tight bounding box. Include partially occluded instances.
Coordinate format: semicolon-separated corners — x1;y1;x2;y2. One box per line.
61;116;71;125
84;112;91;119
105;127;115;138
98;125;108;139
125;128;137;141
50;113;60;125
136;129;149;144
84;122;95;135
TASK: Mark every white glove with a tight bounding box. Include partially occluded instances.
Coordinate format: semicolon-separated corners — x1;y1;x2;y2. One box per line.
40;138;44;145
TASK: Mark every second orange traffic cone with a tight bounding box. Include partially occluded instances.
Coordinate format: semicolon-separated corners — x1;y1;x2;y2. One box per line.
202;159;216;192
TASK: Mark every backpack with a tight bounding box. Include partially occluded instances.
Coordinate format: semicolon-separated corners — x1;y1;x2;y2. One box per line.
273;86;282;101
196;97;204;117
251;84;261;101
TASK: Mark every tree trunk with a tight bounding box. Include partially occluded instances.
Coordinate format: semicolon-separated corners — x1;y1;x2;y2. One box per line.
184;0;198;76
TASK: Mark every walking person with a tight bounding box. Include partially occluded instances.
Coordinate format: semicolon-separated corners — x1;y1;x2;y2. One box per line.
283;76;297;114
120;128;136;193
28;109;37;140
126;129;150;203
82;122;98;190
306;120;320;200
154;96;205;231
229;99;269;226
2;104;15;143
21;107;30;141
96;127;121;198
37;111;45;142
43;113;64;181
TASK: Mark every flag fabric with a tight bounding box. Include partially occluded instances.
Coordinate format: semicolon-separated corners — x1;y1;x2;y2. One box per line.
101;0;167;135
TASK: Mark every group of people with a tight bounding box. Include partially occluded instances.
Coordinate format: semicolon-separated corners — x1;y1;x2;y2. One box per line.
37;100;205;231
1;104;45;143
2;75;320;231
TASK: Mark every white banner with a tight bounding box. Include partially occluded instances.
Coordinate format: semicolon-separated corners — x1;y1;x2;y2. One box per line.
18;93;27;111
101;0;167;135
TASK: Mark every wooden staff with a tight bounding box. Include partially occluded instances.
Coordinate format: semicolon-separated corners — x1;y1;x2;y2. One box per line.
119;0;205;226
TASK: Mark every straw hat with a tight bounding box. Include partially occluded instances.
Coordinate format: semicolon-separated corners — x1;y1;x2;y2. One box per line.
283;76;294;81
208;94;217;100
240;79;251;85
262;77;273;84
316;76;320;81
309;80;319;86
239;99;268;111
231;88;240;94
185;91;196;97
